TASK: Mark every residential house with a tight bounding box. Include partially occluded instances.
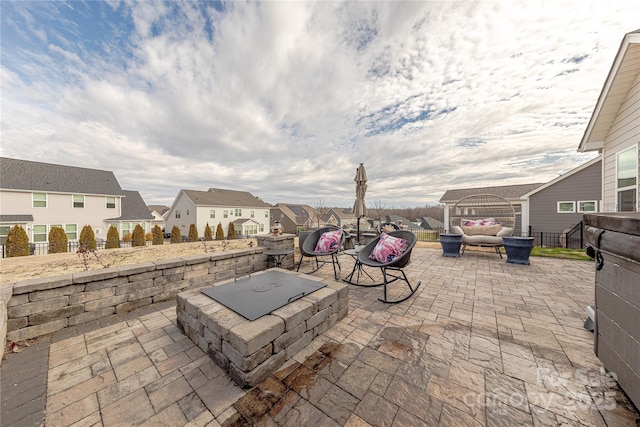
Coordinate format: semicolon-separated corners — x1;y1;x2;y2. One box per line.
147;204;170;232
321;208;358;229
439;183;544;234
521;157;602;238
164;188;270;238
419;217;445;231
270;204;315;233
384;214;422;231
0;157;134;244
106;190;156;238
578;29;639;212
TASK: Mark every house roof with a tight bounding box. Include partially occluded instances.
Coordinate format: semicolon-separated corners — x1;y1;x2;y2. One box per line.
182;188;270;208
439;183;544;203
108;190;154;221
521;156;602;198
0;157;125;196
578;29;640;152
148;205;170;215
274;204;314;225
385;215;421;230
0;215;34;223
420;217;445;230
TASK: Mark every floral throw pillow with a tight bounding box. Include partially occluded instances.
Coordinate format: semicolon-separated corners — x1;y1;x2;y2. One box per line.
314;229;343;253
369;233;409;263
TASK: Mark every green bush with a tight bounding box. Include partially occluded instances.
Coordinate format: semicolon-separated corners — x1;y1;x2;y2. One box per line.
48;226;68;254
170;225;181;243
6;225;30;257
227;222;237;239
132;224;146;247
152;225;164;245
79;225;96;250
204;223;213;241
215;223;224;240
106;225;120;249
188;224;198;242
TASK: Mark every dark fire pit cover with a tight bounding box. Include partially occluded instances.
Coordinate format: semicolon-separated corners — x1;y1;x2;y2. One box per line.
201;271;326;321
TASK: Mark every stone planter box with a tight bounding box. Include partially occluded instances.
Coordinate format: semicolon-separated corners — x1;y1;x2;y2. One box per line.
502;236;534;265
440;234;462;257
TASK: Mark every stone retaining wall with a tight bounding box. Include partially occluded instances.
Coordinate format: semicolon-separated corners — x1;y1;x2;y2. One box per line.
0;235;297;367
2;248;268;345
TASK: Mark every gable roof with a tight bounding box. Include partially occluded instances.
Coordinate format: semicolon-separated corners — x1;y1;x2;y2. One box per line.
439;183;544;203
274;204;314;224
420;217;445;230
182;188;270;208
0;157;125;196
521;156;602;198
579;29;640;152
148;205;170;215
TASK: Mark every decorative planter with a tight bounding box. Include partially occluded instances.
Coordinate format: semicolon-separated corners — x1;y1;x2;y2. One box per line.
440;234;463;257
502;236;534;265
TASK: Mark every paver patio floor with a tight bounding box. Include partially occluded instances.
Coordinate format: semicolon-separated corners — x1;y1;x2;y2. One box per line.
2;247;639;426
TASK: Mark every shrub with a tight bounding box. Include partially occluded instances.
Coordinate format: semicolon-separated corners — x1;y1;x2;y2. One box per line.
106;225;120;249
204;223;213;241
79;225;96;250
132;224;146;247
188;224;198;242
145;233;153;241
227;222;237;239
170;225;181;243
152;225;163;245
48;226;68;254
122;233;133;243
215;223;224;240
6;225;30;257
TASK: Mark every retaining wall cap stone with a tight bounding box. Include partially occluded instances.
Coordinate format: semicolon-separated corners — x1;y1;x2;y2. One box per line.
72;267;119;284
116;262;156;275
12;275;74;295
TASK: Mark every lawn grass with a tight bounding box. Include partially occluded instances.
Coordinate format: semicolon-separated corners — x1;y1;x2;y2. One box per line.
529;246;592;261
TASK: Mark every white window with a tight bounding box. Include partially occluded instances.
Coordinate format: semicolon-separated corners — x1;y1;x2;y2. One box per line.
33;193;47;208
578;201;597;213
259;223;265;232
210;210;215;218
235;208;242;216
66;224;78;240
73;195;85;208
33;224;47;242
0;226;10;244
224;210;228;218
265;211;268;218
251;210;255;218
557;201;575;213
122;223;131;237
175;210;181;219
617;146;638;212
106;196;116;209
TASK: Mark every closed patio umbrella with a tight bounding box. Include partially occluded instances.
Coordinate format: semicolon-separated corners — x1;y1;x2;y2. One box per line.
353;163;368;245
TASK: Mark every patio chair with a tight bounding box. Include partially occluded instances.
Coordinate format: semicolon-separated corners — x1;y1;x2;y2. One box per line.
378;222;400;234
357;230;421;303
296;226;344;280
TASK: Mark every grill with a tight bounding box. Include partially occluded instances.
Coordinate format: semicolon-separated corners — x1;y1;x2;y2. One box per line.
201;270;326;320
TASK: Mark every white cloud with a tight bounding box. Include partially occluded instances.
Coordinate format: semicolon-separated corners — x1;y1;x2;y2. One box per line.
1;0;636;207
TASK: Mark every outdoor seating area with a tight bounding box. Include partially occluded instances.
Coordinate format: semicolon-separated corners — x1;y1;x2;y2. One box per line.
449;193;516;258
3;245;639;426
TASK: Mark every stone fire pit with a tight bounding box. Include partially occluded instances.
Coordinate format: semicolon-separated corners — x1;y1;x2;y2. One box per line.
176;268;349;388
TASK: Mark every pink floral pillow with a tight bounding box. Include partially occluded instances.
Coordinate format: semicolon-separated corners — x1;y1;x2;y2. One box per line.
314;229;343;253
369;233;409;263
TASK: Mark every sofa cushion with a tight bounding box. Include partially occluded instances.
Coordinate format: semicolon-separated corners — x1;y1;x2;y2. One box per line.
462;234;503;245
461;224;502;236
314;229;343;253
369;233;408;263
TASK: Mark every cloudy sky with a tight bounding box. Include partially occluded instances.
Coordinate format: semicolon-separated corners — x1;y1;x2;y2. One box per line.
1;1;637;208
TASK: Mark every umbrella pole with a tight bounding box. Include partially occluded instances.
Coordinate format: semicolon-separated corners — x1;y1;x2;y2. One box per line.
357;218;360;245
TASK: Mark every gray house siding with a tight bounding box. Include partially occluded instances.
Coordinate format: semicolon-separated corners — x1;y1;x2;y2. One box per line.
528;160;602;234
